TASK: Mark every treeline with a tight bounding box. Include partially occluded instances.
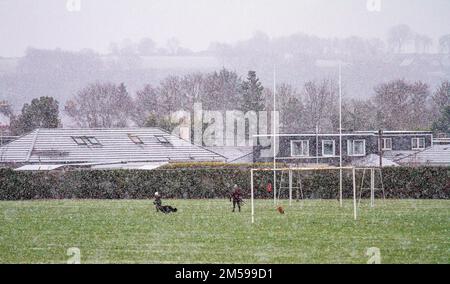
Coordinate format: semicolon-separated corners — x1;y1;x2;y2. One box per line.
3;68;449;137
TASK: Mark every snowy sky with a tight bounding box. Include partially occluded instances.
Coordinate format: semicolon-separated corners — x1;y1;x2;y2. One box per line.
1;0;450;57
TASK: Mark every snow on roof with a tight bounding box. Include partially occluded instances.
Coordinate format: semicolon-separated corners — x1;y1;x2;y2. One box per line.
14;164;64;171
205;146;254;163
352;154;399;167
90;161;168;170
396;144;450;166
0;128;225;164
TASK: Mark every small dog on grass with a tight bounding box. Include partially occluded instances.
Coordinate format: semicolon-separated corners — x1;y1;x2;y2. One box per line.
277;206;285;214
156;205;178;214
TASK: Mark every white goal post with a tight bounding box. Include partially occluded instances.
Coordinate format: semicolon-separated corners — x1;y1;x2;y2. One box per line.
250;166;358;223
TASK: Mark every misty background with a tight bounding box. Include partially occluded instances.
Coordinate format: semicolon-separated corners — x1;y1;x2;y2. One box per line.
0;0;449;129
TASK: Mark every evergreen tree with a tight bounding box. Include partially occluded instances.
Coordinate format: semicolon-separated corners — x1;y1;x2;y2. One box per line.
240;71;265;113
10;96;60;135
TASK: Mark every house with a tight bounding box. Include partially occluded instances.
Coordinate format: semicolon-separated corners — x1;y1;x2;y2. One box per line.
253;131;433;167
0;128;225;170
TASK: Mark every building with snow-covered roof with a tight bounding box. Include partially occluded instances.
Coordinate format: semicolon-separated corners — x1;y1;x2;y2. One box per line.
0;128;225;170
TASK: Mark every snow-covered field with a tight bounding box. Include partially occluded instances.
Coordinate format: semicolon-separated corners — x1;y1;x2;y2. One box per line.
0;199;448;263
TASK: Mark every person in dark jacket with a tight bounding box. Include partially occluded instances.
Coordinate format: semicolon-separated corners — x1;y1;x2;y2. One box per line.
153;191;162;212
229;184;243;212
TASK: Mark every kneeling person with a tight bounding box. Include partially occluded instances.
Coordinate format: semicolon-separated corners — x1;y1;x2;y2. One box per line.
153;192;177;214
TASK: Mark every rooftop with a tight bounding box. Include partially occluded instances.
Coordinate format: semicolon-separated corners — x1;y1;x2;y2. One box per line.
0;128;225;164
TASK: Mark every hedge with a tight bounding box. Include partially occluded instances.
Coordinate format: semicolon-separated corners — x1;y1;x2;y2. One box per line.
0;166;448;200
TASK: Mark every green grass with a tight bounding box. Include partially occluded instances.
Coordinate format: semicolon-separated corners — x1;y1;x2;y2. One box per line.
0;199;449;263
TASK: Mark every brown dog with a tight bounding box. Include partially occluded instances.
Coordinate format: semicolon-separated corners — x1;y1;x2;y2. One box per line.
277;206;285;214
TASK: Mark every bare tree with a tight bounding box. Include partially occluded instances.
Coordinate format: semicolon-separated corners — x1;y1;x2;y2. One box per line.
301;79;337;132
439;34;450;54
432;81;450;109
65;82;134;128
414;34;433;54
276;83;304;133
387;25;413;53
373;79;431;130
342;99;377;131
166;37;181;55
137;37;156;56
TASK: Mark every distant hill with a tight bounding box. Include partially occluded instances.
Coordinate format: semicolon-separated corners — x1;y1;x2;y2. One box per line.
0;47;449;116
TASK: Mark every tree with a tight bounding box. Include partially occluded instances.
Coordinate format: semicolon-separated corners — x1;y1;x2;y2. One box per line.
10;96;60;135
414;34;433;54
342;99;377;131
0;100;13;117
137;38;156;56
166;37;181;55
301;79;337;132
65;82;134;128
158;75;185;116
439;34;450;54
143;113;178;133
240;71;265;113
202;69;242;110
277;84;304;133
432;81;450;111
387;24;413;53
0;101;13;132
132;84;160;126
432;106;450;134
373;79;431;130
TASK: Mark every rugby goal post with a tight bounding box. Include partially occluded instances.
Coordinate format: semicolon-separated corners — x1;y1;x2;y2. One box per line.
250;166;358;224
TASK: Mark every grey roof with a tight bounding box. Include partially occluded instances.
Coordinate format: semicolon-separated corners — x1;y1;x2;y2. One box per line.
382;150;420;162
206;146;254;163
0;128;225;164
396;144;450;166
351;154;399;167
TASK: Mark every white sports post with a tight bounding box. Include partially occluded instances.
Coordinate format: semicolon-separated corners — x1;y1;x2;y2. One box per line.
250;166;358;224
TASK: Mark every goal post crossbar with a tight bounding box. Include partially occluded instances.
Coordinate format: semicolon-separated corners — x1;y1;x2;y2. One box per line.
250;166;358;224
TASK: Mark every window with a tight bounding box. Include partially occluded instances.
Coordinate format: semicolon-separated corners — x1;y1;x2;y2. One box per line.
382;138;392;150
155;135;170;144
322;140;335;156
128;134;144;144
291;140;309;157
412;138;425;150
72;136;87;145
86;136;101;145
347;140;366;156
71;136;101;146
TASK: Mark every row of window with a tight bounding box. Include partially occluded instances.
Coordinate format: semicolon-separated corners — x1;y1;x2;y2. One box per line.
382;137;425;150
72;136;101;146
290;137;426;157
71;135;171;146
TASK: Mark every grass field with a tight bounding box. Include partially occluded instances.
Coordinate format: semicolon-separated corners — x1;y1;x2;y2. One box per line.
0;199;449;263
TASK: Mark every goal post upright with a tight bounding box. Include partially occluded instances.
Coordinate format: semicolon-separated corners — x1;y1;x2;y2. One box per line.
272;65;277;206
338;61;343;208
353;167;357;220
288;169;292;206
250;166;358;223
251;168;255;224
